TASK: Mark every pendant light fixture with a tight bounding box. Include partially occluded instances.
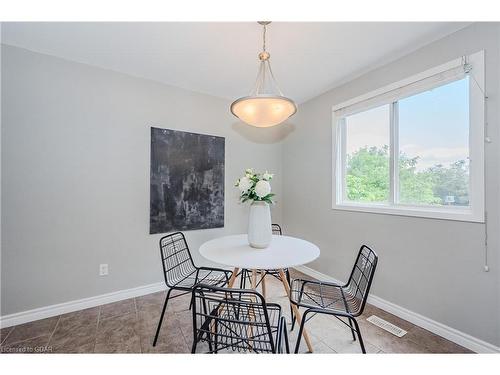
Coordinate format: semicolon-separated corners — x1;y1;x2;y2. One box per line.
230;21;297;128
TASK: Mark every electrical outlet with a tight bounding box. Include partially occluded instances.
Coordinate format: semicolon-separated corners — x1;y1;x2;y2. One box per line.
99;263;109;276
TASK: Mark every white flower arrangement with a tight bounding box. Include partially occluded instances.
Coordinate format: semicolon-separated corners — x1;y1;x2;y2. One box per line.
235;169;275;204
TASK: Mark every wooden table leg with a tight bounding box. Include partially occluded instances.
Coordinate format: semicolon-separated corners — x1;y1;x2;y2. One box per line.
227;267;239;288
251;269;257;289
278;269;314;353
260;270;267;298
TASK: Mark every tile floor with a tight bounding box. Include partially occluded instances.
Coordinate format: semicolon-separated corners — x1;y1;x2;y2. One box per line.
0;270;473;354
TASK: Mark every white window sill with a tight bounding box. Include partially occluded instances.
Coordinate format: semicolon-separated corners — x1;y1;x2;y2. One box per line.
332;202;484;223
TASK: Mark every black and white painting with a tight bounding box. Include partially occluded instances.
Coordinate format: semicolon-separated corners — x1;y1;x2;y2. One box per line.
150;127;225;234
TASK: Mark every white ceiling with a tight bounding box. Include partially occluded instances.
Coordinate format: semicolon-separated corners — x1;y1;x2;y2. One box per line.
2;22;470;103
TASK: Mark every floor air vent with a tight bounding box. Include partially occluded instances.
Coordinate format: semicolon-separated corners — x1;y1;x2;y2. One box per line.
366;315;407;337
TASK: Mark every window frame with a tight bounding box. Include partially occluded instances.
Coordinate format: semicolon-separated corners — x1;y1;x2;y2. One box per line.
332;52;485;223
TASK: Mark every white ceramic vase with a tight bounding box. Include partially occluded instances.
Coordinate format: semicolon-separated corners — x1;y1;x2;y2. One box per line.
248;201;272;249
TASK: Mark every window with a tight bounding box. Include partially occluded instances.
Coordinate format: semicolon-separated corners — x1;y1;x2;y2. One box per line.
333;52;484;222
344;104;391;204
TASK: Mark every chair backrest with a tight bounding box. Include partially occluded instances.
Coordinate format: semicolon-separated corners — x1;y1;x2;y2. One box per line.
191;284;279;353
159;232;197;288
271;223;282;235
344;245;378;316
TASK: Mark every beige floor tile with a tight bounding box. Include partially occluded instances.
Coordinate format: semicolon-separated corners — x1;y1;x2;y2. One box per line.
47;307;99;353
137;303;163;327
287;312;381;353
332;339;380;353
94;312;141;353
49;323;98;353
135;291;166;311
140;325;189;353
289;331;336;354
175;311;195;343
138;309;190;353
166;293;192;313
99;298;136;320
136;302;196;350
58;307;99;328
49;332;97;353
0;327;14;345
192;341;213;354
299;340;336;354
2;316;59;346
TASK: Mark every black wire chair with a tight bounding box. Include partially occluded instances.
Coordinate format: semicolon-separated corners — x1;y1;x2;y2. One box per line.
290;245;378;353
272;223;282;235
153;232;232;346
191;284;290;353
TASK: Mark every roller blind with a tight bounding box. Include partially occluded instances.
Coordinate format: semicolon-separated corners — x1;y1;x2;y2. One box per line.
334;63;469;118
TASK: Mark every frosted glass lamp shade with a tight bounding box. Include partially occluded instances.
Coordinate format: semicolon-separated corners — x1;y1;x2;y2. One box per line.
230;95;297;128
231;22;297;127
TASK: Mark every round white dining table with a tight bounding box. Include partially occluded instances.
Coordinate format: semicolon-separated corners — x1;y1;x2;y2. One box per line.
199;234;320;270
199;234;320;353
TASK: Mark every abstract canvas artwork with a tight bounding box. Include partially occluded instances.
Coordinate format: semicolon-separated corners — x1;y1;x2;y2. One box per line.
150;127;225;234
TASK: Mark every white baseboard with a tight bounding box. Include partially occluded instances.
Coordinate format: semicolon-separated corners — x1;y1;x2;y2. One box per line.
0;282;166;328
294;265;500;354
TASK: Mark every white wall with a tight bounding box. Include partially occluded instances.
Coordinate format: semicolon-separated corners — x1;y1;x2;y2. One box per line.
282;22;500;347
1;44;285;315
